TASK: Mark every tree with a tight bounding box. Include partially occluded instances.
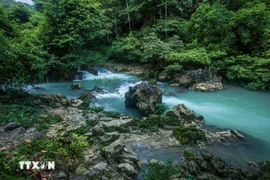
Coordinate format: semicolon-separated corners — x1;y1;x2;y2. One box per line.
39;0;110;80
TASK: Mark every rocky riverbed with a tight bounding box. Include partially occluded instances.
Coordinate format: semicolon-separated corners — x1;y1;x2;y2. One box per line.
1;90;269;179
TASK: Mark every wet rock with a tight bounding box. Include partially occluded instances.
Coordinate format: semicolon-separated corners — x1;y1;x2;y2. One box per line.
190;82;223;91
166;104;205;126
75;164;90;175
78;91;96;106
118;163;137;177
216;130;244;142
4;122;22;132
102;140;124;159
125;82;162;116
230;130;244;139
71;83;83;90
170;69;223;91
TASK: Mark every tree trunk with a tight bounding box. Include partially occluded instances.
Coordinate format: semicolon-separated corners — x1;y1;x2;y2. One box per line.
125;0;132;32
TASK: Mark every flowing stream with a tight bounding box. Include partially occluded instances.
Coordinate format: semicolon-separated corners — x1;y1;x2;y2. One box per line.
30;68;270;167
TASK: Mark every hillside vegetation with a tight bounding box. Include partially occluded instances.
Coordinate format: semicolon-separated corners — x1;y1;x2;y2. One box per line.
0;0;269;90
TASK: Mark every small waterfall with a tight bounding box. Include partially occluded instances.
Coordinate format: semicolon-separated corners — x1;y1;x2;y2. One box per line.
74;67;96;80
96;67;113;76
46;76;49;83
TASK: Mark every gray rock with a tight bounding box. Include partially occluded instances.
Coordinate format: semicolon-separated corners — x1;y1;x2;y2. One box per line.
18;131;43;141
92;124;105;136
101;120;120;127
4;122;22;132
71;83;83;90
125;82;162;116
25;127;37;133
100;132;120;142
10;127;25;138
170;69;223;91
119;153;139;164
85;171;97;179
166;104;205;126
230;130;244;139
103;140;124;159
48;171;69;180
93;162;107;171
70;175;86;180
118;163;137;176
190;82;223;92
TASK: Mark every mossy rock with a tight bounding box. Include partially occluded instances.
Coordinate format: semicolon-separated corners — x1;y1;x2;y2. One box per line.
172;126;206;145
148;79;157;85
183;150;197;161
124;115;182;132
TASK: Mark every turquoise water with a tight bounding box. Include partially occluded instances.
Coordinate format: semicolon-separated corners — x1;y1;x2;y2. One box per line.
158;82;270;145
31;70;270;163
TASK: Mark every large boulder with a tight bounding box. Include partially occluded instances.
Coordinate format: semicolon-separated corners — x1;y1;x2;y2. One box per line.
32;94;83;108
166;104;205;126
124;82;162;116
170;69;223;91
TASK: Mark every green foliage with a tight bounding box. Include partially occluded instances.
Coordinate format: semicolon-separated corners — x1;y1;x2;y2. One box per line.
154;103;169;115
143;158;180;180
189;3;235;51
165;63;183;73
103;111;121;118
167;48;212;69
0;103;62;130
0;134;88;178
257;161;270;179
8;3;31;23
109;33;141;62
233;3;270;54
216;55;270;90
172;126;206;145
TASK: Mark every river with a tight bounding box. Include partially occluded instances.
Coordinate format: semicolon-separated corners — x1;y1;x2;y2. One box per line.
30;68;270;168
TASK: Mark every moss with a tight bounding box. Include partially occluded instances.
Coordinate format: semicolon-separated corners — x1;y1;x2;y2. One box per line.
143;158;180;180
148;78;157;85
124;116;181;132
103;111;121;118
183;150;197;161
172;126;206;145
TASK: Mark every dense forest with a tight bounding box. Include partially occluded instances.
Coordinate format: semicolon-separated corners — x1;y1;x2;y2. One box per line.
0;0;270;90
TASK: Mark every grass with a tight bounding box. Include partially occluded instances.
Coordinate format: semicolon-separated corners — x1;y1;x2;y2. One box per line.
0;103;62;131
0;134;89;179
